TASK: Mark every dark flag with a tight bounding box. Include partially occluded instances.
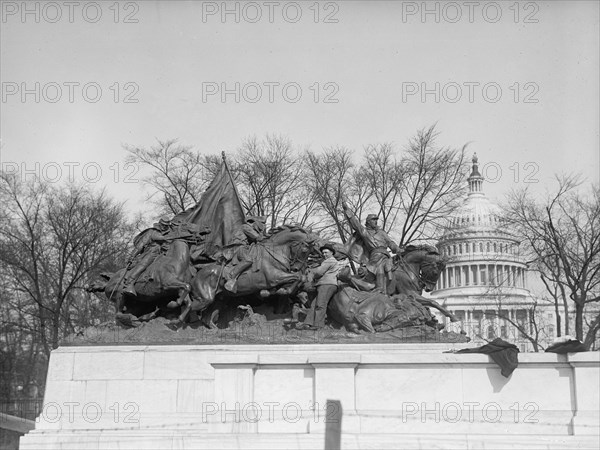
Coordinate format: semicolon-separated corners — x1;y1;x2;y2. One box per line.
177;153;245;258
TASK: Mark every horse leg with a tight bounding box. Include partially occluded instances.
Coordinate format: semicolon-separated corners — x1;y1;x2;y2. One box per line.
189;266;221;326
159;279;192;326
176;285;193;324
275;276;303;296
413;295;458;322
114;292;125;314
167;284;190;309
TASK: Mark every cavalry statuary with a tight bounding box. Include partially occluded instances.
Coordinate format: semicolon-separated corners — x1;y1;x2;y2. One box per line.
329;245;456;333
342;201;399;295
88;154;454;336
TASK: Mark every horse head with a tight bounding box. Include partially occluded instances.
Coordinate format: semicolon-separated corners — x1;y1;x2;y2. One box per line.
267;226;311;245
402;244;445;292
287;234;320;272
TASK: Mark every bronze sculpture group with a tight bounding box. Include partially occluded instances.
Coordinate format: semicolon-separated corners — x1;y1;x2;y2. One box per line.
88;156;456;334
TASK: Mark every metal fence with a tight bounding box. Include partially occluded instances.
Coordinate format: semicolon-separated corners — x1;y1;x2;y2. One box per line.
0;398;43;421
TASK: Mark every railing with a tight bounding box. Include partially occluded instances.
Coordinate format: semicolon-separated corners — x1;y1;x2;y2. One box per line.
0;398;43;421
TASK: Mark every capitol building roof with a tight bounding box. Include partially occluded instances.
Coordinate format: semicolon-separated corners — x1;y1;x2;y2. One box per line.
433;153;531;298
442;154;516;242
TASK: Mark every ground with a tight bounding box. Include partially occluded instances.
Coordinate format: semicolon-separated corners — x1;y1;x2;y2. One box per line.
62;303;469;346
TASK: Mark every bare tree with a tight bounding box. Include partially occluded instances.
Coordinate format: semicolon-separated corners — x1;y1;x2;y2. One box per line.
125;139;220;215
480;276;554;352
505;175;600;348
305;146;373;241
362;142;404;232
397;126;469;244
0;174;134;356
361;126;468;245
235;134;315;230
0;288;46;403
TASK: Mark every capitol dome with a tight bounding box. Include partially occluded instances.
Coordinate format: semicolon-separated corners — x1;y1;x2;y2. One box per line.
444;154;508;237
436;153;524;269
430;154;543;351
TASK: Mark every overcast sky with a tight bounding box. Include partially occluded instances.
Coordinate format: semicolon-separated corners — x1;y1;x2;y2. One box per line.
1;0;598;218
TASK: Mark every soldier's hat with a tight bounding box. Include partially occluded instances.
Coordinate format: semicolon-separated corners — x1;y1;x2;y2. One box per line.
366;214;379;221
153;216;171;228
319;243;336;255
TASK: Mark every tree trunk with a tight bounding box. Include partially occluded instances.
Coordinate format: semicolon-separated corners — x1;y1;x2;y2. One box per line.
574;302;584;341
51;310;61;351
583;314;600;350
554;300;562;338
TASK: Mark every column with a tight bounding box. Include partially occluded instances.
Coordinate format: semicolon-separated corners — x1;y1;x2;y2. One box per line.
519;268;523;287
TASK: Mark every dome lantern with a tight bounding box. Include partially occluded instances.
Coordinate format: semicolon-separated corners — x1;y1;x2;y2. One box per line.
468;152;484;195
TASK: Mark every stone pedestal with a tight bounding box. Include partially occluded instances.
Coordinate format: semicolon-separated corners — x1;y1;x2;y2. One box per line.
20;344;600;449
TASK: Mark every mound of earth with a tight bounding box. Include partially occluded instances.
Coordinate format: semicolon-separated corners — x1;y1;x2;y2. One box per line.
62;310;469;346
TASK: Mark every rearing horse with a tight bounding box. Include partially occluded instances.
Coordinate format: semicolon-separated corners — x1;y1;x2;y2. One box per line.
87;240;194;324
189;227;317;327
388;245;458;322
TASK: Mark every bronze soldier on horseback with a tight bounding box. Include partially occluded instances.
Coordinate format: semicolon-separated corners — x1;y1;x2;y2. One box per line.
222;215;268;293
342;201;403;295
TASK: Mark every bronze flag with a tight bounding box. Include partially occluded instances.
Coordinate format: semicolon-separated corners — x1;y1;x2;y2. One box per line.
177;153;245;258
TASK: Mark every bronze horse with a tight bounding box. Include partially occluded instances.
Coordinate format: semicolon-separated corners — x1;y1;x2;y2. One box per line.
189;227;317;327
326;286;438;333
388;245;457;321
328;245;455;333
87;240;194;324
